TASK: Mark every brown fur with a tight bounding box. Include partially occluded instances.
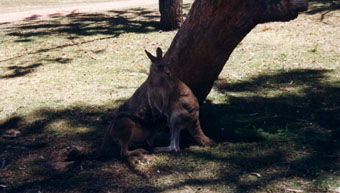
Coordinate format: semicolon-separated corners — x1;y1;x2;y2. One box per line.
145;48;214;152
98;47;214;157
98;83;161;157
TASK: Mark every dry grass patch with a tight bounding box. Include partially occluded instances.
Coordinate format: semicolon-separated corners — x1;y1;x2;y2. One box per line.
0;1;339;193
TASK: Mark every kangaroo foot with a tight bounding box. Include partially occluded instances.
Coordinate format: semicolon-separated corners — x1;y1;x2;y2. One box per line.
199;136;216;146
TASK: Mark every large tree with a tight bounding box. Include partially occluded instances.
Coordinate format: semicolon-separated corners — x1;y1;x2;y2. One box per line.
164;0;309;103
153;0;308;145
159;0;183;31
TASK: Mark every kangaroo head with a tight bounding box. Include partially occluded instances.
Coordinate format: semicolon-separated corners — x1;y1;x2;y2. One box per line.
145;47;172;78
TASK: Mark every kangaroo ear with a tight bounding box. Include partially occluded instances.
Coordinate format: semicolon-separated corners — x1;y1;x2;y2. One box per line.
145;49;157;62
156;47;163;59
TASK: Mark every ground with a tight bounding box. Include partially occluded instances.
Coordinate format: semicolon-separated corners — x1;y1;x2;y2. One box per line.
0;0;339;193
0;0;158;22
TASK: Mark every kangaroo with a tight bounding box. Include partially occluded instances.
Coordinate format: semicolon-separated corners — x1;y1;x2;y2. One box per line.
145;47;214;152
98;83;163;157
98;47;214;157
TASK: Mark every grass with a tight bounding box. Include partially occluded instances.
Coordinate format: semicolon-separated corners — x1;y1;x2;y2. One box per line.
0;1;339;193
0;0;126;14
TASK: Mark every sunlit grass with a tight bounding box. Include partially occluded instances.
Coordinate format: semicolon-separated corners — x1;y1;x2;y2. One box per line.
0;1;339;193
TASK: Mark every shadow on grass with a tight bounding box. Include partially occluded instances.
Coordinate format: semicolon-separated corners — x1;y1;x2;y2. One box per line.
0;69;339;192
0;63;43;78
0;103;160;192
306;0;340;21
0;3;190;79
0;7;161;79
195;68;339;192
7;7;159;38
0;56;73;79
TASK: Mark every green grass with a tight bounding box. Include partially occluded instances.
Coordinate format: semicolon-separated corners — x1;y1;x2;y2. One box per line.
0;1;339;193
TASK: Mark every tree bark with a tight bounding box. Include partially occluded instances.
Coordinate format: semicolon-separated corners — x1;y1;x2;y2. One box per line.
164;0;309;103
140;0;308;145
159;0;183;31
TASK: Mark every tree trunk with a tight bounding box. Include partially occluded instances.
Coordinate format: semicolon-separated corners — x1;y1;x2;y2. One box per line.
159;0;183;31
164;0;309;103
141;0;308;145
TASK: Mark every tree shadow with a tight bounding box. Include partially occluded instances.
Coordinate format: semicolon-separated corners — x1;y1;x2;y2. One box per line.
0;7;160;79
1;69;339;192
212;69;340;136
0;3;196;79
144;68;338;192
306;0;340;21
0;56;73;79
6;7;159;39
159;140;338;193
196;68;340;192
0;63;43;79
0;103;160;192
